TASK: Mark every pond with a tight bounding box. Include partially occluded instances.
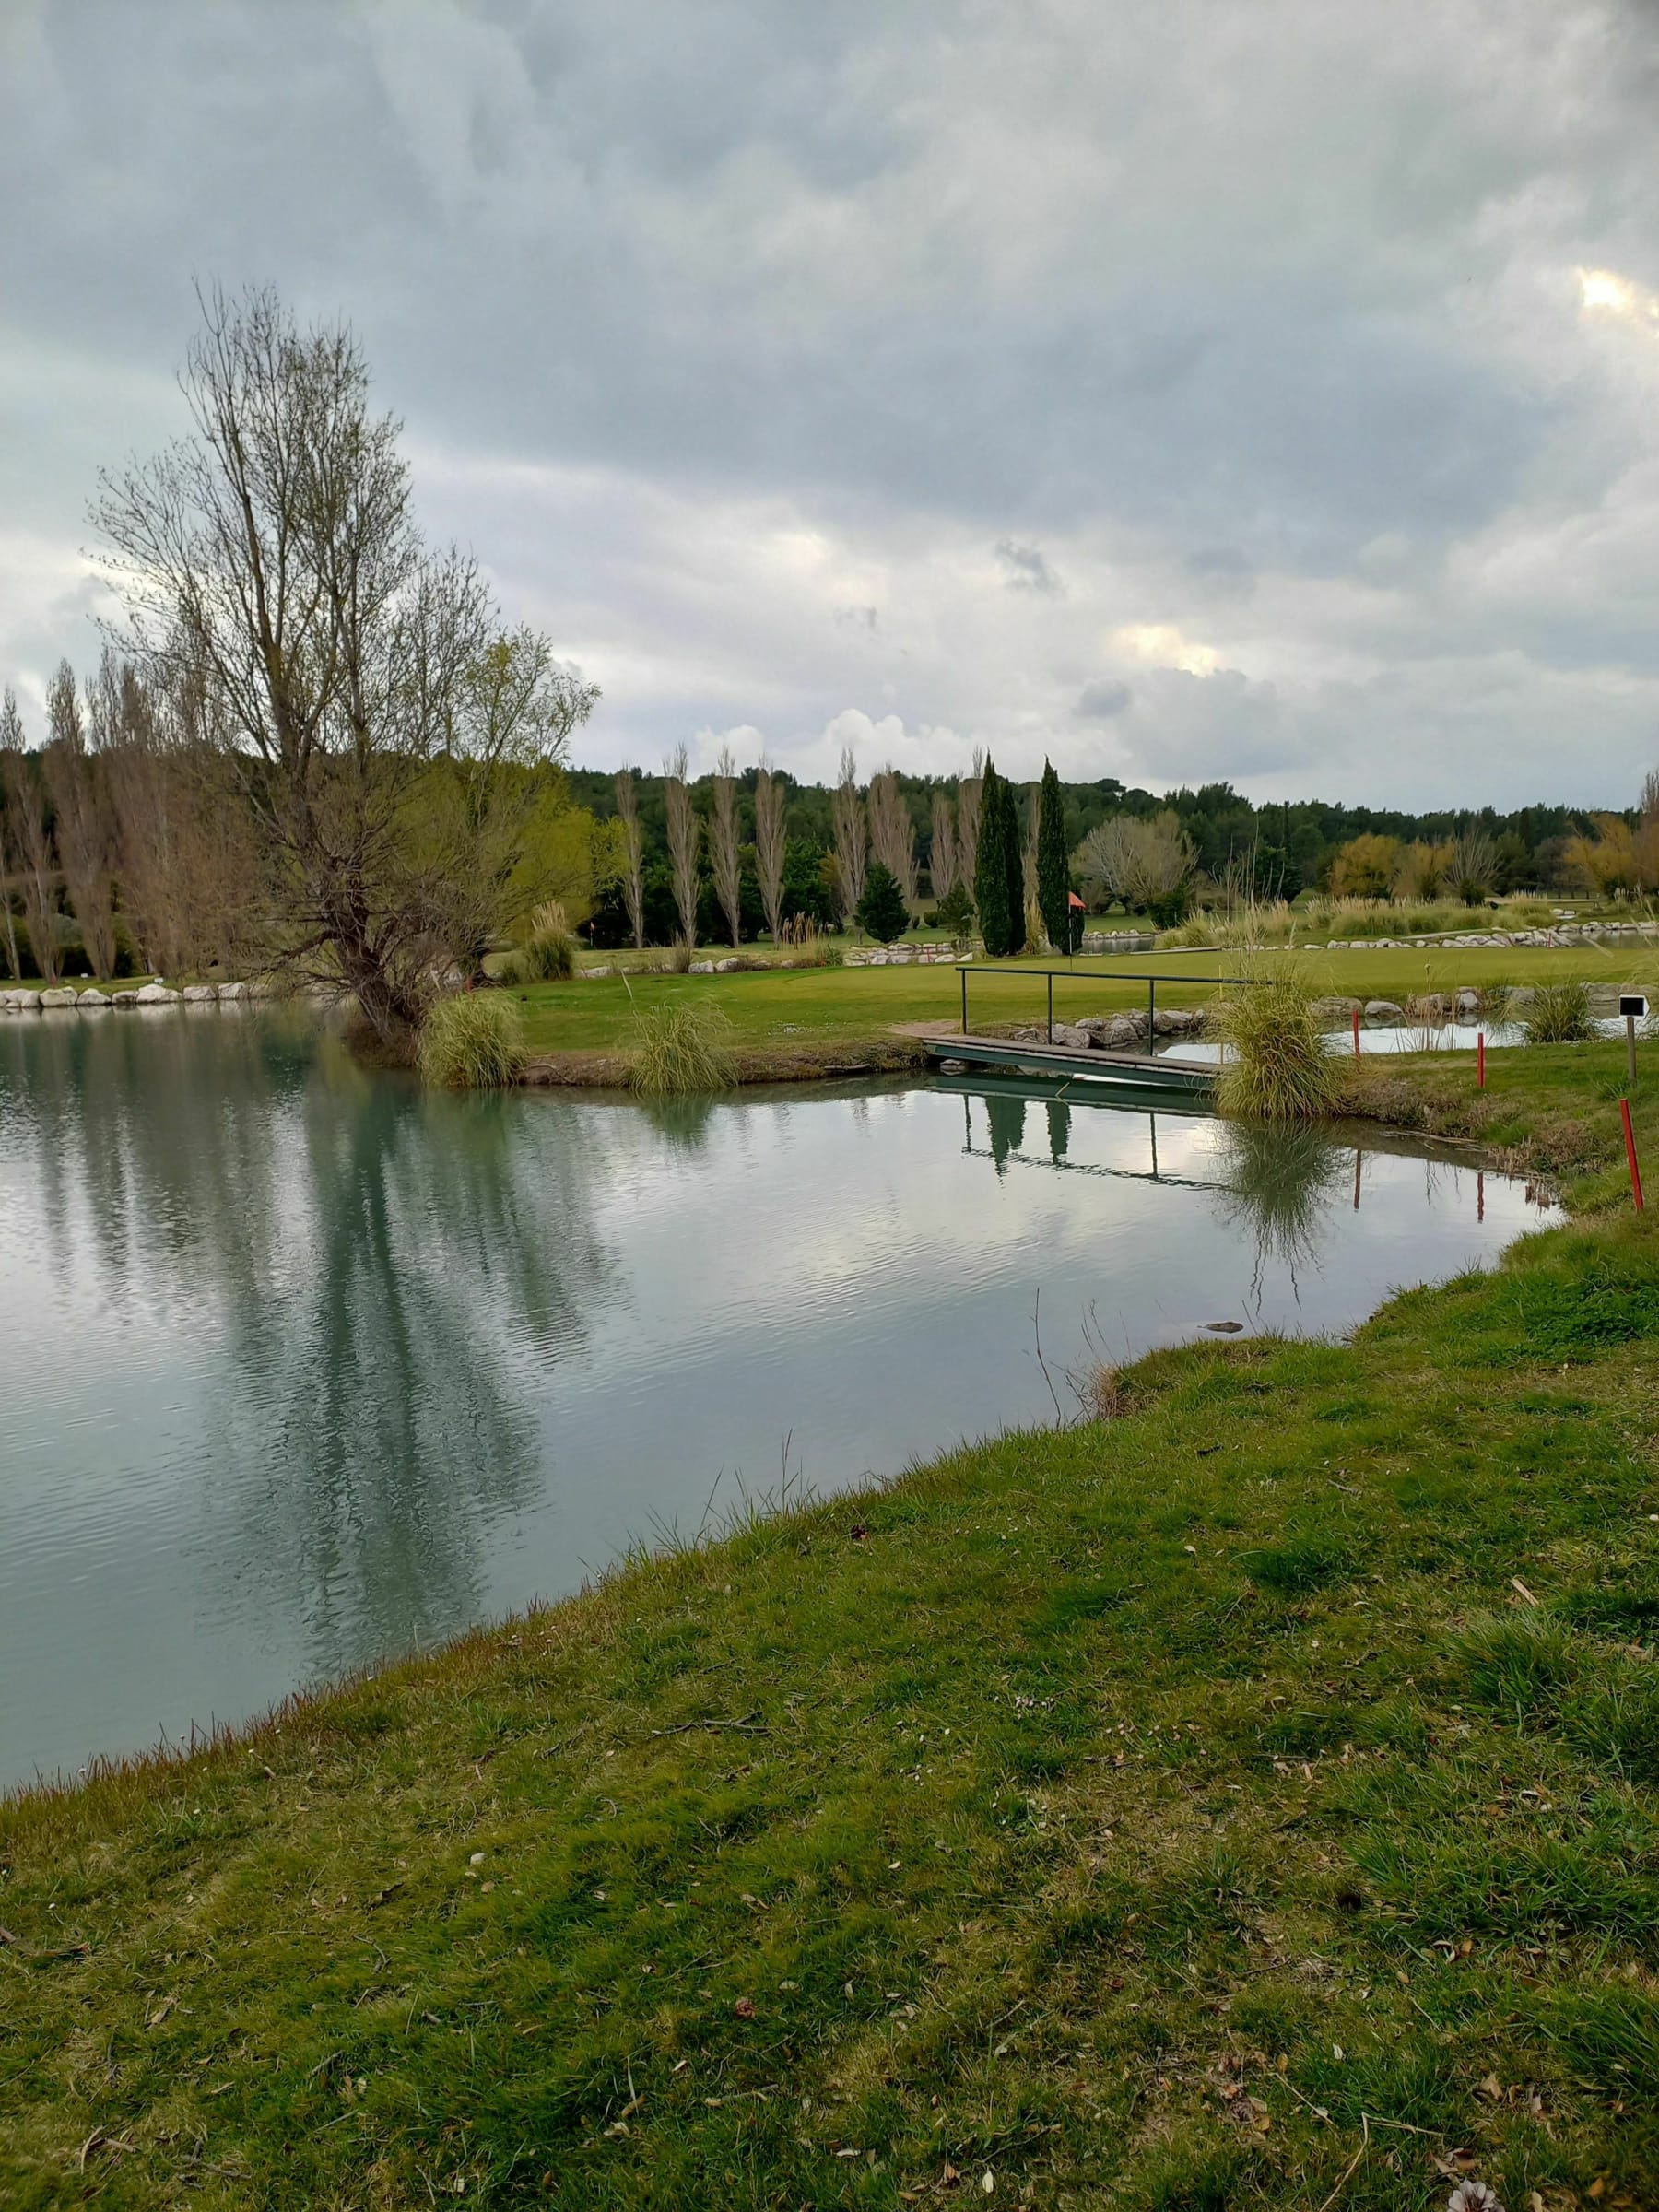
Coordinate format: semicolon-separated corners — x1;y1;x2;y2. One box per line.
0;1010;1556;1789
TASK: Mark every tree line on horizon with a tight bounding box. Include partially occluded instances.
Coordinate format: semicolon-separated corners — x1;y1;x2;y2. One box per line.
559;754;1651;949
7;659;1652;981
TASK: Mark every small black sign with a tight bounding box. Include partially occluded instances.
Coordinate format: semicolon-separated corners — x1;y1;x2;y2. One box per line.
1621;994;1648;1019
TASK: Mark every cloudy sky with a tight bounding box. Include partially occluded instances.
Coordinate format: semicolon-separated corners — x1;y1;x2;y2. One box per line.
4;0;1659;805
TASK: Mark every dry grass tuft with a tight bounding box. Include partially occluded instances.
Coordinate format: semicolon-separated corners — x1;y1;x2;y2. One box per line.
629;1000;735;1095
505;900;580;983
1523;979;1595;1044
417;990;527;1088
1213;960;1343;1122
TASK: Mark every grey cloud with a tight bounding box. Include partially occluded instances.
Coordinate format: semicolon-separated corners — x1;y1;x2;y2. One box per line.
1076;679;1133;720
995;540;1063;594
3;0;1659;804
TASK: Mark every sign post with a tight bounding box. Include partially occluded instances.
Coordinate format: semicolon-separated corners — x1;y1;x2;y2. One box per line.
1622;994;1648;1091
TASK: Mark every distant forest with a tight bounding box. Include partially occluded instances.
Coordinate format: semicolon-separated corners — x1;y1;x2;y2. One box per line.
564;763;1615;946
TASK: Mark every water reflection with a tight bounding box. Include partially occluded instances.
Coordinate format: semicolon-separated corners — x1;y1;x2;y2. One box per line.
0;1012;614;1694
1216;1119;1347;1297
3;1030;1554;1786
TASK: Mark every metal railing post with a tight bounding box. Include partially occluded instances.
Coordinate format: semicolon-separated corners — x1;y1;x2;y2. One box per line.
1147;978;1156;1048
1047;972;1053;1043
961;967;968;1035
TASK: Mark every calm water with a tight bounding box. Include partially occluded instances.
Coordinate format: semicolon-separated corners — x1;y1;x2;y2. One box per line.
0;1011;1554;1788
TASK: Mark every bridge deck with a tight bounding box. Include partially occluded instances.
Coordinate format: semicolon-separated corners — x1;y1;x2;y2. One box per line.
925;1031;1215;1093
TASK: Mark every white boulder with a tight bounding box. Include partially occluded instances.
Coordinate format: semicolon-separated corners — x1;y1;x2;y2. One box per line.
182;983;218;1003
135;982;181;1005
40;986;77;1008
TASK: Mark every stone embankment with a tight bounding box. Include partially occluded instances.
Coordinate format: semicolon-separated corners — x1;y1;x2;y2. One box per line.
1005;1007;1210;1052
1;980;286;1013
1301;918;1657;952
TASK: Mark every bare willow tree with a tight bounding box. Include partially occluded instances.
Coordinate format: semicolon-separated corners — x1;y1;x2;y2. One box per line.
929;791;957;902
1446;827;1496;906
1;691;58;982
867;769;918;911
831;746;866;924
614;767;645;947
753;759;786;942
96;646;256;978
44;661;118;979
94;284;593;1044
664;743;700;948
710;746;744;948
0;690;25;979
1076;811;1195;916
956;752;984;894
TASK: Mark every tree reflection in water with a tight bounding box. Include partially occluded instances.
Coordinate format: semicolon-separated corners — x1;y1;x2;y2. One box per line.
985;1091;1027;1173
1217;1117;1346;1303
2;1010;616;1680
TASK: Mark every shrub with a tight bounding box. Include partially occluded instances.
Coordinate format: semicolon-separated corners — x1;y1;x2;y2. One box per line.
417;990;527;1088
506;900;579;983
925;881;975;933
1213;963;1342;1122
629;1001;734;1096
1523;979;1595;1044
855;861;910;944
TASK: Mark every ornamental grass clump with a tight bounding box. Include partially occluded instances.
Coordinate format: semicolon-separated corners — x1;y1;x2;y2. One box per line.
629;1001;734;1096
1213;964;1342;1122
1522;980;1595;1044
506;900;579;983
417;990;527;1088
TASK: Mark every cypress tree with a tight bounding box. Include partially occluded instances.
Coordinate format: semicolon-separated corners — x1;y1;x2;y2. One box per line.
1036;758;1068;952
974;758;1012;957
1002;771;1025;952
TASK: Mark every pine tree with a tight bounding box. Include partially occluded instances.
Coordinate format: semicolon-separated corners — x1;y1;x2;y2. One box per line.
1001;771;1024;952
855;860;910;944
1037;758;1068;952
974;759;1013;957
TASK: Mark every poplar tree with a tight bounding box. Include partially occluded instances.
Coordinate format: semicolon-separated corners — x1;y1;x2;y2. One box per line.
1036;758;1068;951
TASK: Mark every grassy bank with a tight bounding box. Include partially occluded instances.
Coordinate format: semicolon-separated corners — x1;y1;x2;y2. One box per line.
506;944;1657;1082
4;1060;1659;2206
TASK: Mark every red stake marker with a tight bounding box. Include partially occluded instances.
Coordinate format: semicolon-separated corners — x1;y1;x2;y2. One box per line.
1622;1096;1644;1212
1477;1030;1485;1089
1352;1006;1361;1062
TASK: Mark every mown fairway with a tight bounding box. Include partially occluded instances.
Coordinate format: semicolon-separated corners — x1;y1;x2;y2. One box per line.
3;1046;1657;2207
511;942;1659;1061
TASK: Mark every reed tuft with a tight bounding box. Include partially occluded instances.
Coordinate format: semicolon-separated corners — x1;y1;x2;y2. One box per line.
1522;980;1594;1045
1212;960;1342;1121
417;990;527;1088
505;900;579;983
629;1000;735;1096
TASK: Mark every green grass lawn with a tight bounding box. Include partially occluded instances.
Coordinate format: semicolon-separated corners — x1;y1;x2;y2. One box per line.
4;1054;1659;2206
509;943;1659;1065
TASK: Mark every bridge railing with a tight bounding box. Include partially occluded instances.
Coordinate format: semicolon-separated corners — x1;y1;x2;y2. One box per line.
959;963;1260;1044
